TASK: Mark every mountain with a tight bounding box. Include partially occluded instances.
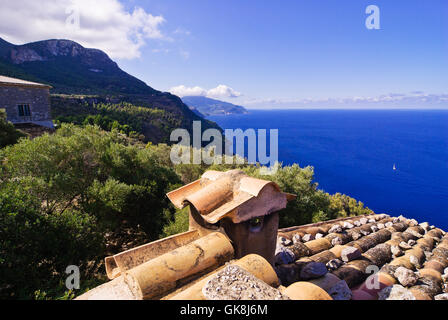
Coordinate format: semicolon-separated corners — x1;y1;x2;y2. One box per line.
182;96;248;116
0;37;221;143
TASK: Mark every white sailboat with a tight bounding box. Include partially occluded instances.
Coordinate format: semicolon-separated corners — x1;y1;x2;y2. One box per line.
393;163;397;171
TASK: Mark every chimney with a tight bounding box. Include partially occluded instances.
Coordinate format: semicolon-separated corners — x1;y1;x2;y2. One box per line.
167;170;296;265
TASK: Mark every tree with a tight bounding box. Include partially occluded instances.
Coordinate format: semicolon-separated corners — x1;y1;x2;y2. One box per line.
0;109;26;148
0;124;181;299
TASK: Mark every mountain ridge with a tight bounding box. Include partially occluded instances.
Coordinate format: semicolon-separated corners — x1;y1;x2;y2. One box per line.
182;95;248;116
0;37;221;143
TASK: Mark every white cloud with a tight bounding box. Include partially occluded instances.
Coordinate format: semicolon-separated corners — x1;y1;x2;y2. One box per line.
173;28;191;36
169;84;242;99
242;92;448;109
169;85;208;97
0;0;168;59
207;85;242;98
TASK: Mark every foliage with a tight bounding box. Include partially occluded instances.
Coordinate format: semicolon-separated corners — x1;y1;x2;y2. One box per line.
327;192;373;218
52;99;181;143
162;207;190;238
0;109;26;148
0;182;103;299
0;124;180;299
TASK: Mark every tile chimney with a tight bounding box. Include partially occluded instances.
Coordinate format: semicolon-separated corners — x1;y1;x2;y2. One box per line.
167;170;296;265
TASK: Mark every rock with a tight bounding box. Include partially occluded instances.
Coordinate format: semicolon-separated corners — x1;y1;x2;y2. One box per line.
277;236;292;246
368;218;376;223
275;264;300;286
351;231;362;241
360;218;368;225
275;246;296;265
203;265;289;300
315;233;324;239
435;293;448;300
377;223;385;230
424;251;433;260
302;234;315;242
326;259;343;271
430;225;436;230
328;280;352;300
378;285;416;300
393;217;400;223
289;242;312;259
342;222;354;230
409;255;421;269
341;247;362;262
360;230;371;236
420;222;430;232
329;225;343;234
399;241;412;250
331;237;343;246
371;225;379;233
292;234;302;245
394;267;418;287
299;262;328;280
407;230;423;239
391;245;404;258
444;267;448;276
385;222;394;228
409;219;419;227
354;221;361;227
407;239;416;246
442;274;448;283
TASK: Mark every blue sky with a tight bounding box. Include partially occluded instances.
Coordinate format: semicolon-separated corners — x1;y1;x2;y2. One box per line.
0;0;447;108
120;0;448;108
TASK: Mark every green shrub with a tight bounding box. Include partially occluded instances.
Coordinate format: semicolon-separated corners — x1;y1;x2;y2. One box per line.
0;124;181;299
162;207;190;238
0;182;103;299
0;109;26;148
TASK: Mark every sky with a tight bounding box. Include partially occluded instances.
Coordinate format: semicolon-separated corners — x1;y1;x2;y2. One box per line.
0;0;447;109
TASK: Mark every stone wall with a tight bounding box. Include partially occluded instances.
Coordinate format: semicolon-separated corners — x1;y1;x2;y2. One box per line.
0;85;52;126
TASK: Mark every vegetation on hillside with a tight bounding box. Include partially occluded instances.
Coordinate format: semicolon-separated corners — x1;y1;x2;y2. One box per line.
52;98;181;142
0;124;372;300
50;95;222;144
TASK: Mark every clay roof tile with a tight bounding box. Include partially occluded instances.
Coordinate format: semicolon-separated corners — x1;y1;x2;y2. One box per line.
167;170;295;224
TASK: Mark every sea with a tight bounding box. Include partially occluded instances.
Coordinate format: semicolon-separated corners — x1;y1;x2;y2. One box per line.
209;109;448;230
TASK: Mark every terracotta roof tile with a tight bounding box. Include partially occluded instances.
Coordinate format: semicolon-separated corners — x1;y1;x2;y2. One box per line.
77;170;447;301
167;170;294;224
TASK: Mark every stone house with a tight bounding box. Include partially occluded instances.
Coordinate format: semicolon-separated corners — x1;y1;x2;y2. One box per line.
0;75;53;129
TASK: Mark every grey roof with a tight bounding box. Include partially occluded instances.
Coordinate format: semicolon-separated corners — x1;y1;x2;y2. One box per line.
0;75;51;88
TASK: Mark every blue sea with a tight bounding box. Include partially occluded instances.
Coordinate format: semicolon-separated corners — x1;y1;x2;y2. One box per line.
209;110;448;230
